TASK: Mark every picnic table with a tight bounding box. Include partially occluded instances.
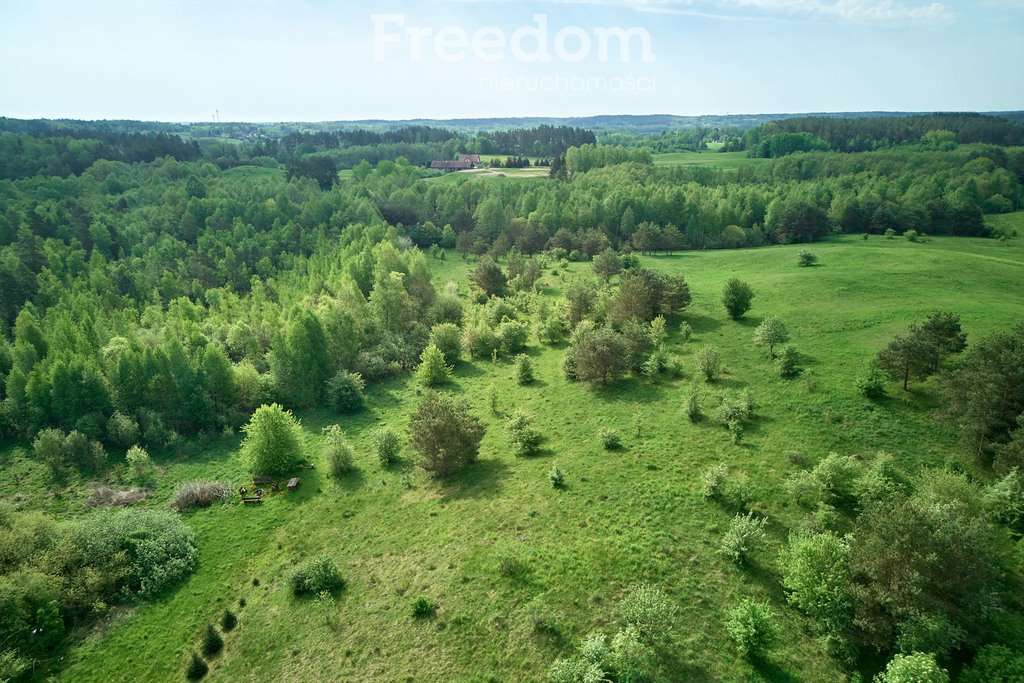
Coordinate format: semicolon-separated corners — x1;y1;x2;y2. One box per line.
242;497;263;505
287;477;300;492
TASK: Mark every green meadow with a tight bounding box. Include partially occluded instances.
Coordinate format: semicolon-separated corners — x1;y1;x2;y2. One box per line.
7;234;1021;681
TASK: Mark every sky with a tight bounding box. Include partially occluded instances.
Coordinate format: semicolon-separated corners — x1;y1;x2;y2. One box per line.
0;0;1022;122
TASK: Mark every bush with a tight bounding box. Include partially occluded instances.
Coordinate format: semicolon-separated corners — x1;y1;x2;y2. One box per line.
753;316;790;359
411;596;437;618
322;425;355;478
186;652;208;681
608;625;655;682
875;652;948;683
618;583;677;643
778;532;853;634
539;315;569;344
416;343;451;387
515;354;534;385
241;404;304;477
702;463;729;500
777;345;800;377
960;645;1024;683
797;249;818;267
720;512;768;564
428;323;462;365
722;278;754;320
715;396;753;429
885;228;896;239
811;453;861;504
684;387;702;422
289;555;345;596
201;624;223;657
726;599;778;658
497;319;531;355
694;345;721;382
599;427;621;450
904;229;919;242
221;608;237;632
549;463;566;489
409;392;486;477
507;410;543;458
170;481;231;512
371;426;401;466
327;371;365;413
858;363;887;399
126;445;156;487
33;428;69;479
548;656;604;683
678;321;693;343
86;486;150;508
463;321;499;360
107;411;141;447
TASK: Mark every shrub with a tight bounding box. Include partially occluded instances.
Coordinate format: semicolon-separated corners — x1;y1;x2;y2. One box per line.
409;392;486;477
186;652;208;681
507;410;543;457
715;396;753;429
411;596;437;618
722;278;754;320
608;625;655;682
416;343;452;387
548;656;605;683
599;427;621;450
786;470;824;509
875;652;948;683
694;345;721;382
777;345;800;377
463;321;499;359
496;320;531;356
778;532;853;634
684;386;702;422
34;428;69;479
797;249;818;267
221;608;237;632
858;362;887;399
201;624;223;657
327;371;365;413
885;228;896;239
86;486;150;508
960;645;1024;683
170;481;231;512
702;463;729;500
619;583;677;644
720;512;768;564
811;453;861;504
904;229;919;242
371;426;401;466
289;555;345;596
107;411;141;447
539;314;569;344
241;404;304;477
428;323;462;365
322;425;355;478
126;445;156;487
678;321;693;343
549;464;566;489
515;354;534;385
726;599;778;658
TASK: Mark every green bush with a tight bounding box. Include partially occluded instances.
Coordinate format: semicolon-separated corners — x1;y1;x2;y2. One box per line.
702;463;729;500
411;595;437;618
126;444;156;487
549;464;566;489
322;425;355;478
289;555;345;596
720;512;768;565
515;354;534;385
496;319;531;355
684;387;702;422
416;343;452;387
186;652;208;681
858;363;887;399
694;345;721;382
107;411;141;447
327;371;366;413
726;599;778;658
221;608;237;632
722;278;754;320
371;426;401;466
507;410;543;458
797;249;818;267
875;652;948;683
618;583;677;643
599;427;621;450
241;404;304;477
201;624;223;657
428;322;462;365
409;392;486;478
777;345;800;377
960;644;1024;683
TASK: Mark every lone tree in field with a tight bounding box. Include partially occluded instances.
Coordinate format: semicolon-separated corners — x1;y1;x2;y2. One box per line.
416;343;452;387
470;257;507;297
241;403;304;476
797;250;818;267
722;278;754;320
592;248;622;282
408;392;486;478
753;316;790;359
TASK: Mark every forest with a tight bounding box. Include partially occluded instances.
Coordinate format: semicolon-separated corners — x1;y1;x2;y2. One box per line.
0;111;1024;682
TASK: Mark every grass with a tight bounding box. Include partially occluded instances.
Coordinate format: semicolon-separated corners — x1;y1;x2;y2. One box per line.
653;150;770;170
9;235;1024;681
985;210;1024;238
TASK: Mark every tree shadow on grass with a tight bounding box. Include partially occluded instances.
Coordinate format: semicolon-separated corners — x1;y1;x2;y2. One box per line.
452;362;487;380
686;313;723;336
438;457;511;501
591;379;669;404
752;656;800;683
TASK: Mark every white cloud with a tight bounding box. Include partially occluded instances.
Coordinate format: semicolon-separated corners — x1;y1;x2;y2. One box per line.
511;0;957;23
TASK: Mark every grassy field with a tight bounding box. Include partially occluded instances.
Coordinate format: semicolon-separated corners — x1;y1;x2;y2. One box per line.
7;235;1024;681
986;210;1024;237
653;151;770;170
424;167;551;184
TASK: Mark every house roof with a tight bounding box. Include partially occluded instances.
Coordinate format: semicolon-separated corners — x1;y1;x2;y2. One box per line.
458;153;482;163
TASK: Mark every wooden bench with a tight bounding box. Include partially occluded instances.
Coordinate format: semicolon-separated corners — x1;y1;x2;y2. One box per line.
287;477;300;492
253;476;274;486
242;497;263;505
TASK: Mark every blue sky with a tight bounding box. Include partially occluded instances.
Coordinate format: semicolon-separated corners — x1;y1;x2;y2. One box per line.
0;0;1021;121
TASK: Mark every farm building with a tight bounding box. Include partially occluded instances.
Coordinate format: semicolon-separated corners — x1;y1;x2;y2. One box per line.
430;159;474;172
